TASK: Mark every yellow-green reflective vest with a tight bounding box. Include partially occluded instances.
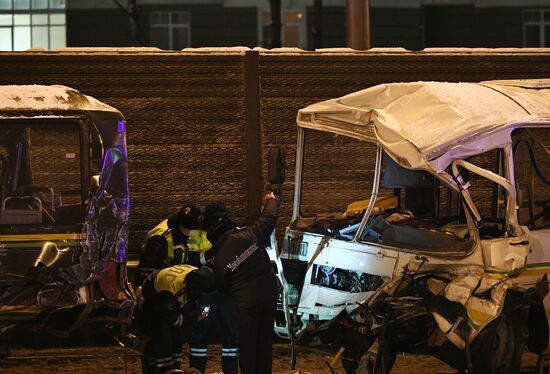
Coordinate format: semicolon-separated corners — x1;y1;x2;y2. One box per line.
142;219;185;263
188;230;212;252
154;264;197;306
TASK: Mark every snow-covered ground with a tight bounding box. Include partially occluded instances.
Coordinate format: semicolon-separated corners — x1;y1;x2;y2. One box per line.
1;344;541;373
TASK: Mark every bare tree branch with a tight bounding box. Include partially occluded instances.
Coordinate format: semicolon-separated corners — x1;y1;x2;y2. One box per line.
112;0;129;15
112;0;140;46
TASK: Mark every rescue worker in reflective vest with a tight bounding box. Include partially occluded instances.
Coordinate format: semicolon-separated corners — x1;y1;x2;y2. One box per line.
139;264;214;374
187;202;238;374
135;204;203;286
186;229;212;267
208;193;280;374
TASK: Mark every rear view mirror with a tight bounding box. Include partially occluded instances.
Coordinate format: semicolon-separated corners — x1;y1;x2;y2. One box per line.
268;149;285;185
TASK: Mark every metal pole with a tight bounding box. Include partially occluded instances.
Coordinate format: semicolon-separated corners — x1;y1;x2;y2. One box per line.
291;127;305;222
363;0;371;49
269;0;282;48
311;0;323;50
346;0;370;50
353;145;382;242
346;0;359;49
244;51;263;222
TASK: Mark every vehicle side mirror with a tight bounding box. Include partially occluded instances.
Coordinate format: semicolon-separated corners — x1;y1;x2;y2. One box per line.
268;148;285;185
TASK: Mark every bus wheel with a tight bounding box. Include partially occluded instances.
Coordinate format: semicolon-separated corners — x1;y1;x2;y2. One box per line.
472;317;518;374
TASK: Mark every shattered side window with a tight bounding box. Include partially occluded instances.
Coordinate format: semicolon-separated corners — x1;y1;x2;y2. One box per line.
457;149;510;239
513;127;550;230
357;155;474;253
0;122;82;227
464;149;504;220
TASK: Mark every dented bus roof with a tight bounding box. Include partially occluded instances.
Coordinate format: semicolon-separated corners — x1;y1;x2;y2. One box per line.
0;85;119;113
297;79;550;172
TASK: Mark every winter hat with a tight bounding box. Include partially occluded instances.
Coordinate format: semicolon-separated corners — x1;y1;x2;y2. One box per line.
175;203;202;229
206;219;235;245
204;202;228;229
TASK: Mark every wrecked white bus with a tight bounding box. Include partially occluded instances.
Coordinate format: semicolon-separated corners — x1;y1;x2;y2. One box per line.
270;79;550;373
0;86;134;354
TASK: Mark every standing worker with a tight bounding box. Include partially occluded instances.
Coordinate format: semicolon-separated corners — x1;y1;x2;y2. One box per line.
187;202;238;374
135;204;202;286
138;264;214;374
208;193;280;374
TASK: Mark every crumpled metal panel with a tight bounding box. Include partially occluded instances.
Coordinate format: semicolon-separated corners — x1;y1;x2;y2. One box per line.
0;93;130;340
82;140;130;281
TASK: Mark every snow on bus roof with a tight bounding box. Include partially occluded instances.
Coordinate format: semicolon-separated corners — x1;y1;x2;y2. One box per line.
0;85;118;113
297;79;550;171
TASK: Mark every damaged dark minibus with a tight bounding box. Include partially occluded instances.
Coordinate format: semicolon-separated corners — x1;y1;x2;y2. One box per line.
0;85;134;353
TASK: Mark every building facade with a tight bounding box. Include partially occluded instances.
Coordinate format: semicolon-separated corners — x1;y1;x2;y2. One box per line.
0;0;549;51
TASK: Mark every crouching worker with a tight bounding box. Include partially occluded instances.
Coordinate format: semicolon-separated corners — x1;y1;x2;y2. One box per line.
137;264;214;374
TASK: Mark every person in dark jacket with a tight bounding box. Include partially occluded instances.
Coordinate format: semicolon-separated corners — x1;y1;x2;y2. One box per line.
187;202;238;374
207;193;280;374
135;204;203;286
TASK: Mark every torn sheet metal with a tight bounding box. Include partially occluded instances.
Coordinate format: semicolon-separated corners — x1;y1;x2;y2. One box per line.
82;145;130;278
358;256;520;350
444;274;482;305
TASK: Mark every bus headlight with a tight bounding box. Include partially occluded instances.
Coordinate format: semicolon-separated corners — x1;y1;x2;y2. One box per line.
287;285;300;307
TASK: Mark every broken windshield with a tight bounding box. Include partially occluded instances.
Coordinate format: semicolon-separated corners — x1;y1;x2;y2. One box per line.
296;128;386;231
295;128;475;253
0;121;83;229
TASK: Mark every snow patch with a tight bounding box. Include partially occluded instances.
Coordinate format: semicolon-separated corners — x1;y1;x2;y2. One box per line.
180;47;250;54
55;47;166;53
0;85;117;112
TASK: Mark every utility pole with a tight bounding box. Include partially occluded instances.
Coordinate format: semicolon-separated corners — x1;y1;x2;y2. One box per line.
311;0;323;50
269;0;282;48
346;0;370;50
113;0;140;46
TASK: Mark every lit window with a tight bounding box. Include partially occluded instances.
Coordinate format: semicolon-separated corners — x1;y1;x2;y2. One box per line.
150;11;191;50
524;9;550;47
0;0;65;51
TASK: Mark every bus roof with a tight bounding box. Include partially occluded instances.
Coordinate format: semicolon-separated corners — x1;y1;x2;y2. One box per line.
0;85;119;113
297;79;550;171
